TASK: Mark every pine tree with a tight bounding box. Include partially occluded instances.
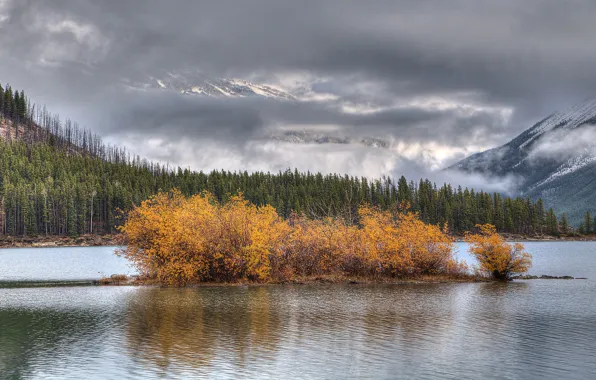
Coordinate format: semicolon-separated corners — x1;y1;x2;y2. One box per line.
397;175;412;205
18;90;26;119
3;86;12;117
546;208;558;235
13;91;20;119
535;199;545;233
0;82;4;113
584;211;592;234
560;213;569;234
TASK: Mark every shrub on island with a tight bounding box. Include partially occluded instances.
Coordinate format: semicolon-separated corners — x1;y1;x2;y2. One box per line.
118;190;470;285
465;224;532;281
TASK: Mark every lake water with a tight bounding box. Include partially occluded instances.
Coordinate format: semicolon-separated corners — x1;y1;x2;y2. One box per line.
0;246;135;283
1;243;595;379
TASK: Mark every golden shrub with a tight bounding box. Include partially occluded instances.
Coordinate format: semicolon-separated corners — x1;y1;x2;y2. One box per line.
355;207;456;276
465;224;532;280
119;190;469;284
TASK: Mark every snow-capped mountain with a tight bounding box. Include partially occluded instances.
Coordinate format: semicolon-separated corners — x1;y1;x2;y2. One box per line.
271;130;389;148
149;72;297;100
452;98;596;223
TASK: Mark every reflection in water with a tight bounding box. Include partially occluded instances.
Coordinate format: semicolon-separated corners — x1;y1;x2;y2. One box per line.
120;283;596;379
124;287;284;374
0;309;105;379
1;277;596;378
0;287;132;379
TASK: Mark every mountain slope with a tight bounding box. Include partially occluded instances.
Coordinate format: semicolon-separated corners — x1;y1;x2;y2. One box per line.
452;98;596;223
270;130;389;148
150;72;297;100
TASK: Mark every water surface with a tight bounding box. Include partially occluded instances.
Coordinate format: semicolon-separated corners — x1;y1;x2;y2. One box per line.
1;242;595;379
0;246;134;282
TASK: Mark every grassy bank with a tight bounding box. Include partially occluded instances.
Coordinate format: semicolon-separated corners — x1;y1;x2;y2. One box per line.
0;234;118;248
2;231;593;249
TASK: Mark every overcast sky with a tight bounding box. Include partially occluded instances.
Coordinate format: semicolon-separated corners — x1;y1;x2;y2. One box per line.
1;0;595;186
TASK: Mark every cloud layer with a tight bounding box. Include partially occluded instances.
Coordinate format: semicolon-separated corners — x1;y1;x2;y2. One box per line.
1;0;596;187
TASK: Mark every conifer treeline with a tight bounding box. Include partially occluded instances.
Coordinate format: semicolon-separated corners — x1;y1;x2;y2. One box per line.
0;83;28;121
0;82;574;237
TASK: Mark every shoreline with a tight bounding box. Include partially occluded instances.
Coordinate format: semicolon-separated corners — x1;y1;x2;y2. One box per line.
96;273;587;287
1;233;595;249
1;274;585;288
0;234;118;248
97;273;486;286
461;233;596;242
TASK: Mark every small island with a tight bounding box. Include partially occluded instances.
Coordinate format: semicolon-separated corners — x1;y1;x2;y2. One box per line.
115;190;532;286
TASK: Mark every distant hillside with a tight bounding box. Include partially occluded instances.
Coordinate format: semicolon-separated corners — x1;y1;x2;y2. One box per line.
452;99;596;225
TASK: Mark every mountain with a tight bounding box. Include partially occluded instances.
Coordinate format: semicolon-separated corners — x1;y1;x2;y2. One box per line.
148;72;297;100
270;130;389;148
452;98;596;223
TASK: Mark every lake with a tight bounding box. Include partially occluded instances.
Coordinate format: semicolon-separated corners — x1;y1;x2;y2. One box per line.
0;242;595;379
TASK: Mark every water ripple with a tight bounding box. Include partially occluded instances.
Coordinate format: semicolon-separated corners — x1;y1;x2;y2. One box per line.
1;242;596;379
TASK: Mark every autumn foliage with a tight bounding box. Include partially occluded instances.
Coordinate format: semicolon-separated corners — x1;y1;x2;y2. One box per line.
118;190;469;285
465;224;532;280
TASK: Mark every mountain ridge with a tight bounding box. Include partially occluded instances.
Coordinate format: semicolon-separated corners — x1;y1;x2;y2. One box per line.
148;72;297;100
452;98;596;224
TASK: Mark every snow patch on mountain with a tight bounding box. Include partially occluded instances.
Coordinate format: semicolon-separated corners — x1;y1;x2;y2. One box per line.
508;121;596;179
533;151;596;189
520;98;596;149
150;72;297;101
269;130;390;148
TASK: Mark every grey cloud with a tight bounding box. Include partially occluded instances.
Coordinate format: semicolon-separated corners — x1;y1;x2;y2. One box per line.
1;0;596;187
105;89;506;149
5;0;596;101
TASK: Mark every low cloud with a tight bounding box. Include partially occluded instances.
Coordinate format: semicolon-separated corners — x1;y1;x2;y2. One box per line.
531;124;596;161
436;169;520;195
101;90;503;180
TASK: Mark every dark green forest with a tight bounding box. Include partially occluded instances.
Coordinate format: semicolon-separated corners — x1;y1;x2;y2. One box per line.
0;82;578;237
